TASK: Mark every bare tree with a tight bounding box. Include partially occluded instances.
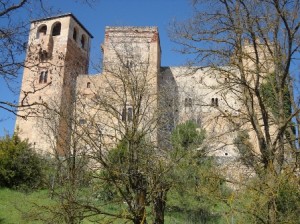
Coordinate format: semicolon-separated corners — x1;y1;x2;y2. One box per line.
72;40;172;223
171;0;300;223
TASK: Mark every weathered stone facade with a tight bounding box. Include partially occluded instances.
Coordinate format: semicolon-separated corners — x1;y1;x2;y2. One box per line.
16;14;257;162
15;14;92;155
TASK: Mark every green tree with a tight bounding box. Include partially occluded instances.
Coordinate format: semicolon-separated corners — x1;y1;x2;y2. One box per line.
169;120;226;223
0;133;44;190
171;120;205;151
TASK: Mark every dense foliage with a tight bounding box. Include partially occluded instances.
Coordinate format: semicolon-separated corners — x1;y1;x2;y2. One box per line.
0;134;44;190
171;120;205;151
169;120;226;223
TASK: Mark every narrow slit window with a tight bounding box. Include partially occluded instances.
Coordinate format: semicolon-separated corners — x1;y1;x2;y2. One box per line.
122;108;126;121
73;28;77;41
188;98;192;107
81;35;85;49
128;107;133;122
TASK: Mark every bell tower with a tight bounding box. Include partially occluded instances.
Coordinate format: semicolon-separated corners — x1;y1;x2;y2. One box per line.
15;13;93;155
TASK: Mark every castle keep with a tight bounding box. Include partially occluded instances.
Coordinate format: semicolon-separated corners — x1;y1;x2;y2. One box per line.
16;13;258;160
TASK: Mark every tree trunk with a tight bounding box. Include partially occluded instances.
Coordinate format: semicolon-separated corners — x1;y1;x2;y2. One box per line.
153;188;167;224
266;166;277;224
268;198;277;224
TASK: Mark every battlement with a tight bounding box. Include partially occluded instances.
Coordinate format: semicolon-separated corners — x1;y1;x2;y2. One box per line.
104;26;159;43
106;26;158;32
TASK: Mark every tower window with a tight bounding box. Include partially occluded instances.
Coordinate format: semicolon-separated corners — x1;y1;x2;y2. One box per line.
127;107;133;122
37;25;47;39
211;98;219;107
52;22;61;36
81;34;86;49
184;98;192;107
73;27;77;41
79;118;86;125
39;70;48;83
39;50;48;61
121;106;133;122
87;82;91;88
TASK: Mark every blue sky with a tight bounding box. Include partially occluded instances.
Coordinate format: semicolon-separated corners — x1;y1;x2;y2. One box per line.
0;0;193;136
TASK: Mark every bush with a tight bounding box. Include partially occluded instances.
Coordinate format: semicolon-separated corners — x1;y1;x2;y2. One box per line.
0;134;44;190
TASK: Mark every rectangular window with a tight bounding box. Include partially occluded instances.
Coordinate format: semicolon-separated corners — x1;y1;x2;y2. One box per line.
39;70;48;84
79;118;86;125
121;106;133;122
128;107;133;122
184;98;192;107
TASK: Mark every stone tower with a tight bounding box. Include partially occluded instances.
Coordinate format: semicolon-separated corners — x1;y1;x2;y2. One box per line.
102;27;161;143
15;13;93;155
75;27;161;147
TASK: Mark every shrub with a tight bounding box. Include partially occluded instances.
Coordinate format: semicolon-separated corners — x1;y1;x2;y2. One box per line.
0;133;44;190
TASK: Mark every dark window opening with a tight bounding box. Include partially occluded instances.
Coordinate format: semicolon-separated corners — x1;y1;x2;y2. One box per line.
37;25;47;38
81;35;85;48
126;60;133;68
211;98;219;107
79;118;86;125
73;28;77;41
122;106;133;122
52;22;61;36
128;107;133;122
122;108;126;122
184;98;192;107
87;82;91;88
39;50;48;61
39;71;48;83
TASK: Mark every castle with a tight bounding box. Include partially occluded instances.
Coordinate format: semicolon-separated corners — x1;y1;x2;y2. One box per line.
15;13;256;163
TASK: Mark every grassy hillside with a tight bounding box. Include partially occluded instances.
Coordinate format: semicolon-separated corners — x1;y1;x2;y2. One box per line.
0;188;225;224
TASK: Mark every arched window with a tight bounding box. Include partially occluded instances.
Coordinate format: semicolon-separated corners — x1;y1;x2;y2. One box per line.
37;25;47;39
73;27;77;41
39;70;48;83
211;97;219;107
81;34;86;49
52;22;61;36
87;82;91;88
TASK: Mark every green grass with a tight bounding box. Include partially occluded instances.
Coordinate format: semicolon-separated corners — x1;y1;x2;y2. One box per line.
0;188;227;224
0;188;53;224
